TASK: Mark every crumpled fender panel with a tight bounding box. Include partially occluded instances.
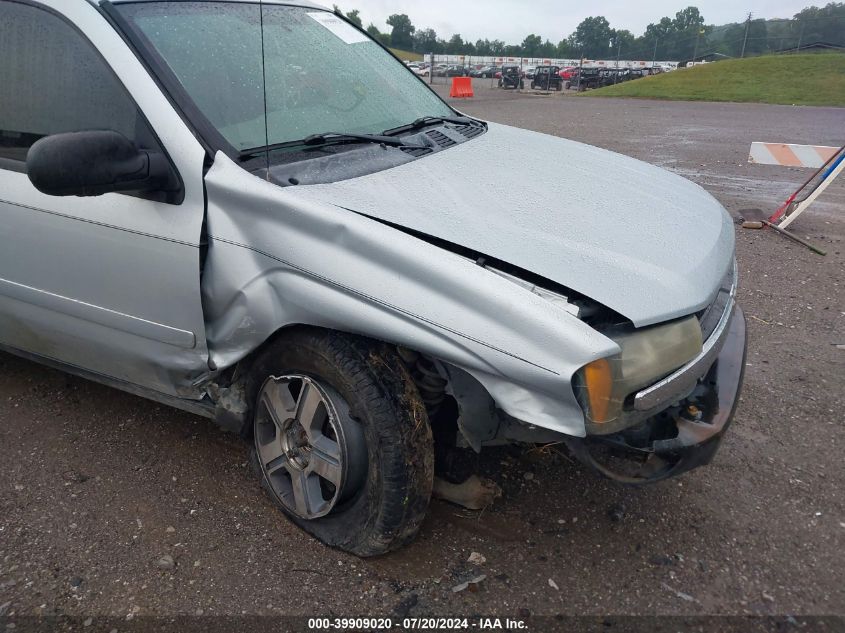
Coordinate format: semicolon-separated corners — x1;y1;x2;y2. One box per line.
202;153;618;437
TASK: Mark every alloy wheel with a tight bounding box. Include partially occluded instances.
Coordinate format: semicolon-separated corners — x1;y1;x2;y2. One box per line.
254;375;367;519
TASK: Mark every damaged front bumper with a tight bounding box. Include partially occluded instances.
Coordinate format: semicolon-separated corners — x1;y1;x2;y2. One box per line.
567;306;747;484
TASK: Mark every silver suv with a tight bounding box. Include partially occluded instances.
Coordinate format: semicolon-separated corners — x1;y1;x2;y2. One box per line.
0;0;746;556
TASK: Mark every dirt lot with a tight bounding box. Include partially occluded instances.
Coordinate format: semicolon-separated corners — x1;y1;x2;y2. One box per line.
2;86;844;625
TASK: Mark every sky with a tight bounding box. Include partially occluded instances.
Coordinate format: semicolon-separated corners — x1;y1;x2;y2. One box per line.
331;0;810;43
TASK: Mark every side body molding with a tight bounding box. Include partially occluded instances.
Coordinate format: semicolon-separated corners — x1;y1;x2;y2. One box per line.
0;276;196;349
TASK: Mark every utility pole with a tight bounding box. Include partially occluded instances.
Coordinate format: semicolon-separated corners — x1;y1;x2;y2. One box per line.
795;21;805;53
692;28;702;63
614;38;622;84
652;37;659;67
741;12;752;58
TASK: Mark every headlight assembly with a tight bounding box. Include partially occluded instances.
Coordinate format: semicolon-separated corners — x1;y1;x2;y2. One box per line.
576;316;703;434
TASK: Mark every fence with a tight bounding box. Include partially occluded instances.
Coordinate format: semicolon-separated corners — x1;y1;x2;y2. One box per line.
419;54;678;93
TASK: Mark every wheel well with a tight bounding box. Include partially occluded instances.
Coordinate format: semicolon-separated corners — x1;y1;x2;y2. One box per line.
207;324;331;437
208;325;499;454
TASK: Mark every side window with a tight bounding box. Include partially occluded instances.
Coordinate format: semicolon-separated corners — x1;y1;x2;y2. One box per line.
0;2;151;164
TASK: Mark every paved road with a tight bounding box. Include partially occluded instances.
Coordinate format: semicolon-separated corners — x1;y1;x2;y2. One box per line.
2;92;844;622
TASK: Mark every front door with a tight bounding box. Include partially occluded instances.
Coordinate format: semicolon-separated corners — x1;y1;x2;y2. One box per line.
0;0;210;397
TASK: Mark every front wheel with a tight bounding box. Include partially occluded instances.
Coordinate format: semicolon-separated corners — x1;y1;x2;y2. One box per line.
247;328;434;556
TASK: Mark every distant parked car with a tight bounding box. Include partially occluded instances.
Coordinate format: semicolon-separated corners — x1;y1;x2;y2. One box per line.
471;65;500;78
559;66;577;80
444;65;469;77
595;68;637;87
412;63;431;77
523;67;536;79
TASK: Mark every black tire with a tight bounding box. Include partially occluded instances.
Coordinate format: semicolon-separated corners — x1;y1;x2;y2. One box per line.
246;328;433;556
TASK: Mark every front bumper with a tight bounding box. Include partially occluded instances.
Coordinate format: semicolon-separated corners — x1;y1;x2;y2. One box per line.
567;306;747;484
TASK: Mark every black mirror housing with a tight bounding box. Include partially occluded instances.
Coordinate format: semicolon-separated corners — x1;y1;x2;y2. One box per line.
26;130;177;198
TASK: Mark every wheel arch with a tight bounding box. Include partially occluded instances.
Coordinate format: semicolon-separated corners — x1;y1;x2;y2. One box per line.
209;322;584;449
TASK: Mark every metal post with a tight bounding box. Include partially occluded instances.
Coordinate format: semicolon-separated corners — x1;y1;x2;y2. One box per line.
692;30;701;64
577;52;583;91
519;52;524;92
741;12;752;58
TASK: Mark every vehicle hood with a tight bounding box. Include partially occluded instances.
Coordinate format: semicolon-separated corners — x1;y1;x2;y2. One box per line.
288;122;735;327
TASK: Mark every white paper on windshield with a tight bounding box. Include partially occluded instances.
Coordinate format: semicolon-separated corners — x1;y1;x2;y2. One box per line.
308;12;369;44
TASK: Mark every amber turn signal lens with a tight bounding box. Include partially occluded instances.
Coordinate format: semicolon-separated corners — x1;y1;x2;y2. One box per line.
583;358;613;424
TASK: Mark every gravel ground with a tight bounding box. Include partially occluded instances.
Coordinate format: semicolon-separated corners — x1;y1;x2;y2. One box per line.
2;86;844;624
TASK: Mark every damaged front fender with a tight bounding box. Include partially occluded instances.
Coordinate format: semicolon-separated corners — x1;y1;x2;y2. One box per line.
201;153;618;437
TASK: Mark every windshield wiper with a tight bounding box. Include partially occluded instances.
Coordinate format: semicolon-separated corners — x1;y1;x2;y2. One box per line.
238;132;425;160
302;132;429;148
383;115;484;136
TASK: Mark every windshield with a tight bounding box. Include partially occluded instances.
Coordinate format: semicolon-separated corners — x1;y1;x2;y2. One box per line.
117;2;453;152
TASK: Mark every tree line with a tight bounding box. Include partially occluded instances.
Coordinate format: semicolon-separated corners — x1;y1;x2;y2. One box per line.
335;3;845;61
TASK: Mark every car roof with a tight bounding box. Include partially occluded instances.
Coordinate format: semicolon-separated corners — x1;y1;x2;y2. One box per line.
97;0;327;8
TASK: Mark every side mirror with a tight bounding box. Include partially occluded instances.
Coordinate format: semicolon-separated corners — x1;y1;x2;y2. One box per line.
26;130;176;197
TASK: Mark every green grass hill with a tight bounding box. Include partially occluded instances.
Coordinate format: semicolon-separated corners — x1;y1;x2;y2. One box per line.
585;53;845;107
390;48;423;62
